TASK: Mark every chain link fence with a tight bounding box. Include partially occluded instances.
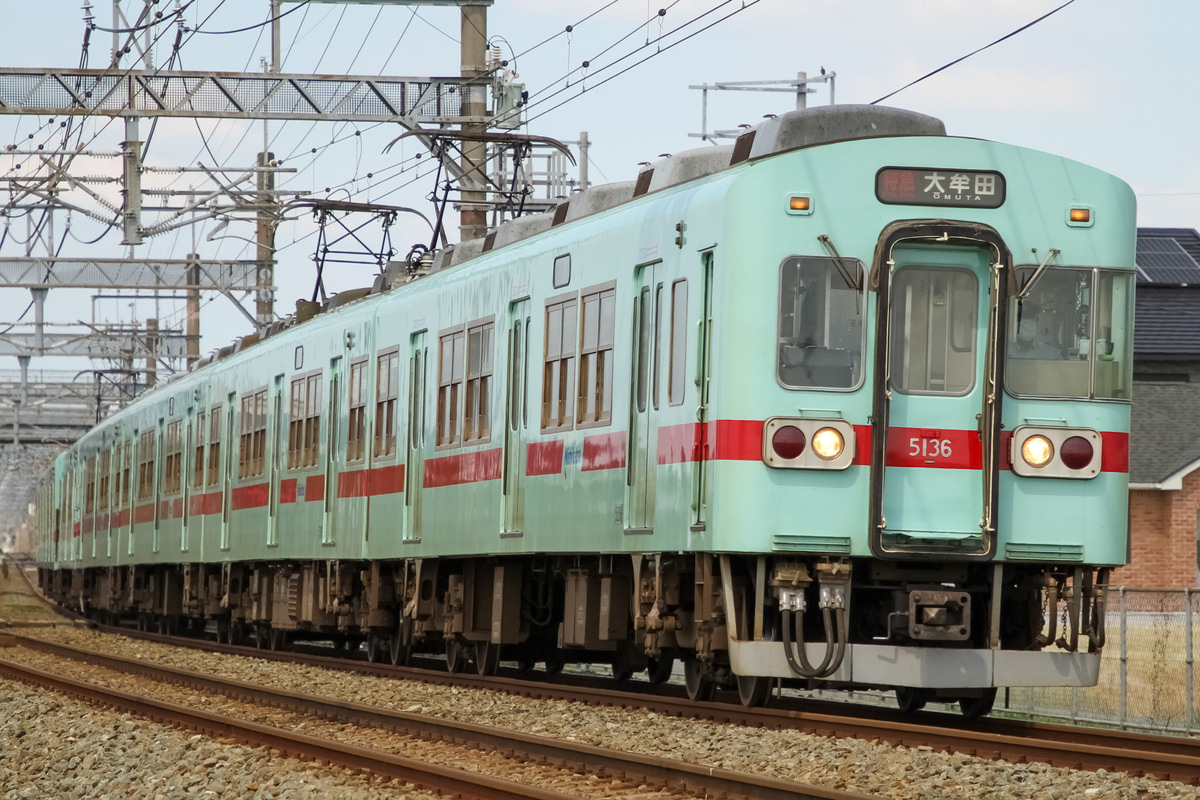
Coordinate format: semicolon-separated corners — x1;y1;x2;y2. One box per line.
1000;588;1200;733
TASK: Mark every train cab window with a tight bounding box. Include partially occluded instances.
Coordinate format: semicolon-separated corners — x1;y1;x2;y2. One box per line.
777;256;865;390
347;358;368;461
889;267;978;395
578;284;616;426
1006;267;1133;400
542;295;578;432
374;349;400;458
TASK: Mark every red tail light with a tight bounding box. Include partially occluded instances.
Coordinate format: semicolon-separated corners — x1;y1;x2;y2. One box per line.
771;425;806;460
1059;436;1095;470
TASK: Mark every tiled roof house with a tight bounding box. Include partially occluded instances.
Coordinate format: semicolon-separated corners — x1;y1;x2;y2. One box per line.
1122;227;1200;588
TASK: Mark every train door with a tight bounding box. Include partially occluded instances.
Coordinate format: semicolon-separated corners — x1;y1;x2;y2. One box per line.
221;396;235;552
405;332;428;542
182;409;192;554
691;252;715;532
323;357;343;546
626;262;662;533
267;375;283;547
501;300;530;536
870;227;1007;559
153;418;163;554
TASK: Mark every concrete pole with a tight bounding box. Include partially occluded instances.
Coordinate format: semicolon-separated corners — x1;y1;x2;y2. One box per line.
121;115;143;246
271;0;282;73
186;254;201;367
256;152;276;332
15;355;29;446
30;288;47;356
459;4;488;243
145;317;157;388
796;71;808;110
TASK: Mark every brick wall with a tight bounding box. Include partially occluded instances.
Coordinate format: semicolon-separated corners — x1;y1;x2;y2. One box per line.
1115;473;1200;589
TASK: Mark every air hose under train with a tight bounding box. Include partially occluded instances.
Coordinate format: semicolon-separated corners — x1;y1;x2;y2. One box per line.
777;563;851;680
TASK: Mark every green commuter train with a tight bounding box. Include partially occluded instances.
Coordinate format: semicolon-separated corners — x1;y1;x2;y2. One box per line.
34;105;1135;716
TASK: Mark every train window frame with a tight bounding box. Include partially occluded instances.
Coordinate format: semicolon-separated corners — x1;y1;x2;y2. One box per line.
776;255;867;393
464;316;495;445
137;429;155;500
668;279;689;406
436;325;466;449
97;448;111;512
194;409;206;488
577;281;617;429
542;291;578;433
164;419;183;494
553;253;571;289
347;356;369;462
85;456;96;515
1005;266;1134;402
888;265;979;398
238;386;268;480
207;403;222;486
374;346;401;459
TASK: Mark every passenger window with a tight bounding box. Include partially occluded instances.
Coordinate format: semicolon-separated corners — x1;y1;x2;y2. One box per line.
777;256;865;390
542;296;577;431
889;267;977;396
347;358;368;461
464;320;494;443
578;284;616;427
374;349;400;457
437;329;465;446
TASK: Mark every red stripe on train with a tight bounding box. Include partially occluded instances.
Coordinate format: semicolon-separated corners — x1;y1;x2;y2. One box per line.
526;440;563;476
337;464;406;498
583;432;626;471
231;483;270;510
885;427;983;470
424;448;502;488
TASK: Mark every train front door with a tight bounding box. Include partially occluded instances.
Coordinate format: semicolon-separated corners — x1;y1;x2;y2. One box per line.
626;262;661;533
870;226;1008;559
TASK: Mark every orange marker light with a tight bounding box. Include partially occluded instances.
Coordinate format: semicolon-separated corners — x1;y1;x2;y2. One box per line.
789;196;811;212
1069;207;1091;223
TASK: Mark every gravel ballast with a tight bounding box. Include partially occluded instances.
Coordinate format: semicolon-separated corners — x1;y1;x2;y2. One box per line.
7;625;1199;800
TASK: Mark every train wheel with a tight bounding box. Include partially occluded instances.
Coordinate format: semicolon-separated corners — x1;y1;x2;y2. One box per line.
366;631;385;663
684;657;716;702
543;655;564;676
646;655;674;685
445;638;468;673
474;641;500;676
895;687;930;714
611;661;634;683
958;688;997;720
390;618;412;666
736;674;772;708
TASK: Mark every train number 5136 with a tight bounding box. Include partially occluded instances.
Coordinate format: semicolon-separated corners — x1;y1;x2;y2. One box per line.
909;437;953;458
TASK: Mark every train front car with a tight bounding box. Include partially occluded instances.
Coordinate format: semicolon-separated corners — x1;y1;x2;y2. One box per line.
710;106;1133;715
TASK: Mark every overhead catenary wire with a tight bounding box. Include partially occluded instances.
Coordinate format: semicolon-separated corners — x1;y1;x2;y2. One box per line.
871;0;1078;105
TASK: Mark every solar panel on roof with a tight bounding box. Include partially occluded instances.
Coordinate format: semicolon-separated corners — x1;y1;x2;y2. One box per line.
1136;237;1200;285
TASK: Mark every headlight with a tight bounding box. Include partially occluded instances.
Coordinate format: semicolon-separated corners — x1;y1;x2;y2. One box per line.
811;427;845;461
1021;435;1054;468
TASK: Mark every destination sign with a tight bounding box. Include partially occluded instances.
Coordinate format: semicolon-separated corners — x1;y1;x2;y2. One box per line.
876;167;1006;209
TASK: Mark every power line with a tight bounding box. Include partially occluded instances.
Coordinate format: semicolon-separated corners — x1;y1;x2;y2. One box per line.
871;0;1078;105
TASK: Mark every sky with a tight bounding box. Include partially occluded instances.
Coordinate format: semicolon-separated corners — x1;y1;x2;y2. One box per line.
1;0;1197;374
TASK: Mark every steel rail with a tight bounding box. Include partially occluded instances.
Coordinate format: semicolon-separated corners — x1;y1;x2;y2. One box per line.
0;654;592;800
8;635;863;800
25;596;1200;786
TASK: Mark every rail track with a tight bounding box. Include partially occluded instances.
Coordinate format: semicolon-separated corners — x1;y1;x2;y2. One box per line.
0;634;865;800
10;565;1200;789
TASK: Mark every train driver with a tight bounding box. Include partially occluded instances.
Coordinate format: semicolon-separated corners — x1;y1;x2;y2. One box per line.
1011;317;1061;359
